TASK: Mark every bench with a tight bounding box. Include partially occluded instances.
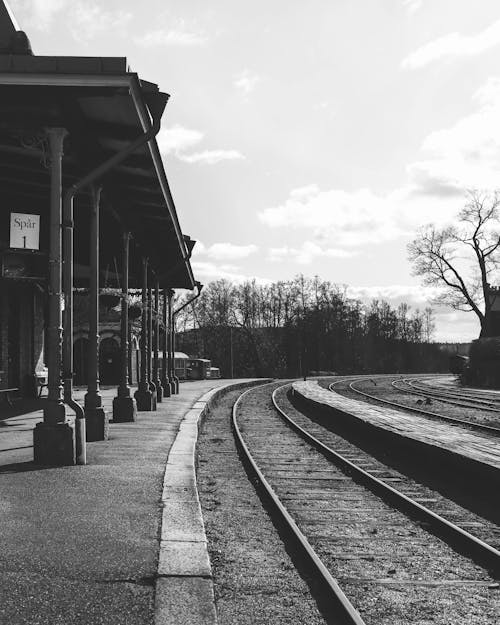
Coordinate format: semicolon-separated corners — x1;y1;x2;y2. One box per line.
37;379;48;397
35;372;48;397
0;388;19;407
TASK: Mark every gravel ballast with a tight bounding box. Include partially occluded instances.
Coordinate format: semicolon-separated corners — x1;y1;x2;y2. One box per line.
197;386;326;625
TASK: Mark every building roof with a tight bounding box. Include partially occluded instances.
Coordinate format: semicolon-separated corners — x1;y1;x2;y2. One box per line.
0;4;195;289
0;1;18;48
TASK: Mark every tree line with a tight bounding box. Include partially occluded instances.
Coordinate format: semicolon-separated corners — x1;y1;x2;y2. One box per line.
175;275;448;378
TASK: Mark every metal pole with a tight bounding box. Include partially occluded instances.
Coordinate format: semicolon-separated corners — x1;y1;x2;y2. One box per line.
148;283;157;409
84;186;108;440
154;280;163;402
34;127;76;466
120;232;130;394
113;231;137;422
168;289;178;394
62;193;86;464
128;321;133;386
141;260;148;390
230;326;234;379
134;257;153;410
43;128;67;424
162;288;171;397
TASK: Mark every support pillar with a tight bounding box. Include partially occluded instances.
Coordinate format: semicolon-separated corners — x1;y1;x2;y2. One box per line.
34;127;76;466
148;284;157;409
161;288;171;397
62;193;86;465
84;186;109;441
113;231;137;422
134;258;153;410
153;280;163;402
169;289;179;394
128;321;133;386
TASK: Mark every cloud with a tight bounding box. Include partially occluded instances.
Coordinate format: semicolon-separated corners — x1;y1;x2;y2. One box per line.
12;0;67;30
191;261;271;285
203;243;258;261
70;3;132;43
402;0;423;14
135;20;207;47
12;1;131;39
260;76;500;248
408;77;500;189
346;284;441;307
178;149;245;165
402;19;500;69
259;184;458;248
268;241;357;265
157;126;243;165
157;125;204;156
233;70;261;94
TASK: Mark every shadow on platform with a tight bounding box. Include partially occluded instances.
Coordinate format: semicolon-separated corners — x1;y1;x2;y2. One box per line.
0;398;45;422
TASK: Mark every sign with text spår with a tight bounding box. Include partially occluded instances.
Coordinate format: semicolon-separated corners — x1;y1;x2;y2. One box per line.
10;213;40;250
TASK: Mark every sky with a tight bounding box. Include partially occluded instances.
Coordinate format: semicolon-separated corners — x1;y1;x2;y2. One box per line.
8;0;500;342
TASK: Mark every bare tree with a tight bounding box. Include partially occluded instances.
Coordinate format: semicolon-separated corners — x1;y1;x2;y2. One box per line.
408;190;500;337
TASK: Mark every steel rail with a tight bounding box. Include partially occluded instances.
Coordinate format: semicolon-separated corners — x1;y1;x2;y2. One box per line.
337;378;500;437
401;377;500;403
402;378;500;406
232;383;366;625
392;379;500;413
327;372;441;389
275;385;500;575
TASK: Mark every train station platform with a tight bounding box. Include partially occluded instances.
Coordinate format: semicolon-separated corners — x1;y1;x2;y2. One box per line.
292;380;500;484
0;379;260;625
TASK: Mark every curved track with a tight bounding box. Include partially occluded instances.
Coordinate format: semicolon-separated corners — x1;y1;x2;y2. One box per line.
233;381;500;624
329;374;500;435
233;382;366;625
393;378;500;413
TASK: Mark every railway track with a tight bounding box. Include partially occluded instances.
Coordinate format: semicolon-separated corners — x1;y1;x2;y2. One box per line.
233;381;500;624
329;374;500;435
393;378;500;412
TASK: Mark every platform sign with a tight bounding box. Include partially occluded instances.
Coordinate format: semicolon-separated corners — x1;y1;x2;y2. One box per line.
10;213;40;250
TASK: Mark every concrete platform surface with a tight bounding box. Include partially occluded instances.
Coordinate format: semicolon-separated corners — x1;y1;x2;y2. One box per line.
0;379;258;625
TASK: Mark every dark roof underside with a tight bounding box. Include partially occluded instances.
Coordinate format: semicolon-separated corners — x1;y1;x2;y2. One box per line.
0;59;194;289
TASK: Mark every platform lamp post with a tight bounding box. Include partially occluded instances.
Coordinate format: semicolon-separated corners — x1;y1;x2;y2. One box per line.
172;282;203;393
112;231;137;422
34;127;76;466
134;258;153;410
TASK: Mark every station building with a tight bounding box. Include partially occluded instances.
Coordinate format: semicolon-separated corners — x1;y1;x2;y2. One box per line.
0;2;197;464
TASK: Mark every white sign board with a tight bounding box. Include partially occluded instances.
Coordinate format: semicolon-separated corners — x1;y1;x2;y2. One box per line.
10;213;40;250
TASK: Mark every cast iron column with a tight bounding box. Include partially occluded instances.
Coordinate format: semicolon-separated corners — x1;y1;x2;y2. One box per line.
147;283;157;409
169;289;179;394
84;186;109;440
34;127;76;465
128;321;133;386
161;288;171;397
62;194;86;465
134;258;153;410
113;231;137;422
153;280;163;402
